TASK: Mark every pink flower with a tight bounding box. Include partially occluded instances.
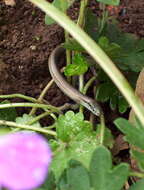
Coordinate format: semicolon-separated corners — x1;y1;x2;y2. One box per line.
0;132;52;190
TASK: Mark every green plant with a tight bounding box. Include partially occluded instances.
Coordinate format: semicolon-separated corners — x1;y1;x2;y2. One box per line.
1;0;144;189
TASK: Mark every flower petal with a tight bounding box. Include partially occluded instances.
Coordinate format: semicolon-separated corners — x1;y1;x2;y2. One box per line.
0;132;52;190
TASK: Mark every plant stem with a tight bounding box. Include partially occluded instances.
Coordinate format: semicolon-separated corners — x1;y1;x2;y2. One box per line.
28;0;144;125
90;85;97;123
0;102;60;113
130;171;144;178
80;76;96;113
0;120;57;136
59;102;79;111
63;0;71;82
99;3;106;11
0;94;38;103
77;0;88;27
100;113;105;145
65;31;71;82
82;76;96;94
99;11;108;35
27;111;52;125
79;74;84;113
29;79;54;115
79;74;84;93
28;103;79;125
77;0;89;113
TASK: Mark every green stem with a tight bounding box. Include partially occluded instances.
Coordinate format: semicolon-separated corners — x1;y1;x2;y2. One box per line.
65;35;71;60
82;76;96;94
77;0;88;27
0;120;57;136
0;102;60;113
79;75;84;93
99;3;106;11
65;31;71;82
89;85;97;123
100;113;105;145
79;74;84;113
77;0;89;113
0;94;38;103
64;1;71;82
27;111;52;125
99;11;108;35
28;0;144;126
130;171;144;178
79;76;96;113
29;79;54;115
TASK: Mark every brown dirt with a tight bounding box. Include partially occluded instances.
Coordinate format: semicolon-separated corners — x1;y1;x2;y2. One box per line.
119;0;144;37
0;0;68;108
0;0;144;109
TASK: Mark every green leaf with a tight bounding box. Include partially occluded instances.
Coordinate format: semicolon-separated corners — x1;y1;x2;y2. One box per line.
45;14;56;25
129;179;144;190
90;146;129;190
96;124;114;148
64;54;89;76
64;63;88;76
45;0;75;25
50;111;99;179
55;111;92;142
50;148;70;182
0;127;11;135
116;33;138;54
114;118;144;150
45;0;67;25
58;170;69;190
16;114;41;128
104;22;144;72
136;39;144;52
131;150;144;171
96;0;120;6
84;8;100;41
62;39;85;52
0;100;17;121
50;139;97;181
98;36;122;59
65;160;91;190
119;51;144;72
118;96;129;113
0;100;17;134
45;0;61;25
50;129;99;180
96;82;117;102
37;172;56;190
49;139;60;151
110;94;117;110
96;71;129;113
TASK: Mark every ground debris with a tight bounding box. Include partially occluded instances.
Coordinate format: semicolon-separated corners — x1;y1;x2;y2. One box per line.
3;0;16;6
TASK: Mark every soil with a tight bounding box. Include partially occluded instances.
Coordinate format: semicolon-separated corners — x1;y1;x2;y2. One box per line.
0;0;67;108
0;0;144;110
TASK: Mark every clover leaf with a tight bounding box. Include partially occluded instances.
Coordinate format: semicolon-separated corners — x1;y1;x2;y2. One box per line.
58;160;90;190
90;146;129;190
